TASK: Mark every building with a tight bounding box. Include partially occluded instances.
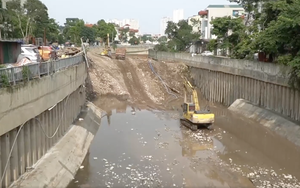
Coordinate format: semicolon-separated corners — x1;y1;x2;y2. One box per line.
108;19;139;31
173;9;184;23
160;17;171;36
187;15;201;33
0;40;22;64
198;4;244;39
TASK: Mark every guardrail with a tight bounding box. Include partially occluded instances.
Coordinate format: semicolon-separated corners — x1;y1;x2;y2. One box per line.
0;53;84;87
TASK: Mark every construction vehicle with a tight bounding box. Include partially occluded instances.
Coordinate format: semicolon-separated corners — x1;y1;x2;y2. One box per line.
115;48;126;60
180;77;215;131
100;33;112;58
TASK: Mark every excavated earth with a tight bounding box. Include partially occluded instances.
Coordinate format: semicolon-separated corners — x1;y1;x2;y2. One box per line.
86;48;188;110
67;48;300;188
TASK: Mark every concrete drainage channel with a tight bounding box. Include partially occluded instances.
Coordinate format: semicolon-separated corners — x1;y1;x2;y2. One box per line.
10;102;103;188
9;100;300;188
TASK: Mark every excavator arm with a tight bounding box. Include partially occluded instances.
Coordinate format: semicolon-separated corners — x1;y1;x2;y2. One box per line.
183;77;200;111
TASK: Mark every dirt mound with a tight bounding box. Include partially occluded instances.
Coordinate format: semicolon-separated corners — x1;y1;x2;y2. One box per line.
87;48;189;109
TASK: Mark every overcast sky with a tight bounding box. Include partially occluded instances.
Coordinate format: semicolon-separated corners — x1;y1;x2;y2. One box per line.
41;0;233;34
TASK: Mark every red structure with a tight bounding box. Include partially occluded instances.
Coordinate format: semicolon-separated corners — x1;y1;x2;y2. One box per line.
198;10;208;16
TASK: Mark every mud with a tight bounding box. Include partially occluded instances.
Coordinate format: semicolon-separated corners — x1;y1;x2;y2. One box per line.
71;50;300;188
87;48;188;109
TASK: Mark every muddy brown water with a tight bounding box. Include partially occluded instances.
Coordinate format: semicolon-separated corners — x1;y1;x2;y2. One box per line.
67;98;300;188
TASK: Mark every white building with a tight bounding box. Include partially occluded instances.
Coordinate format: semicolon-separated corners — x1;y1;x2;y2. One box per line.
108;19;139;30
187;15;201;33
173;9;184;23
160;17;171;36
199;4;244;39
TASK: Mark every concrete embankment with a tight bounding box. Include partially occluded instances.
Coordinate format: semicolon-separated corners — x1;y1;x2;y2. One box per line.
10;102;103;188
228;99;300;180
148;50;300;124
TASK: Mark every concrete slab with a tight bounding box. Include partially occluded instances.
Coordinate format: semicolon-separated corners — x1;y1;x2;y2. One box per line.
10;102;103;188
228;99;300;147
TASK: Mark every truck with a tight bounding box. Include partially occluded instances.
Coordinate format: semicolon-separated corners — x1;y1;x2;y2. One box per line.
115;48;126;60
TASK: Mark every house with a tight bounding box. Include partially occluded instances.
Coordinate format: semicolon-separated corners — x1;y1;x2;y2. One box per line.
198;4;244;39
0;40;22;64
187;15;201;34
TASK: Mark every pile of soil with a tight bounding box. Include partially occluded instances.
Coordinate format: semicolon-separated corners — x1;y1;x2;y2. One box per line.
86;48;189;110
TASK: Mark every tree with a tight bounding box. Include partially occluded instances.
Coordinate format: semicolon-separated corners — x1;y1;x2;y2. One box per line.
94;19;116;43
141;34;153;43
158;36;167;43
165;20;200;51
129;36;139;45
251;0;300;88
210;16;251;58
119;27;129;42
5;0;60;43
46;18;60;42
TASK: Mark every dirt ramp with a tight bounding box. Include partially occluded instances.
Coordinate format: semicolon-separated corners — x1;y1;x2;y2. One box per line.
87;49;188;109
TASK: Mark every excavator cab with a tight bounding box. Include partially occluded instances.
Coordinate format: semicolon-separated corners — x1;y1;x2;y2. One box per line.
182;103;196;113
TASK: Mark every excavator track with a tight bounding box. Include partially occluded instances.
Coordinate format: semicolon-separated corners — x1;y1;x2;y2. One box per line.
180;118;214;131
180;118;198;131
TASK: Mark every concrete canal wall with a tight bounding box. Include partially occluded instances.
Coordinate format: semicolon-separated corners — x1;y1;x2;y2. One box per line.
0;56;88;187
149;50;300;177
149;50;300;122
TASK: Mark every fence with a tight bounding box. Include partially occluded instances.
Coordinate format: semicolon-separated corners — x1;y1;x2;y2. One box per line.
0;53;84;87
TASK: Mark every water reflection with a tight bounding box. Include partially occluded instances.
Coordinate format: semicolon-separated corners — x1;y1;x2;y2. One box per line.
68;151;91;188
179;128;214;157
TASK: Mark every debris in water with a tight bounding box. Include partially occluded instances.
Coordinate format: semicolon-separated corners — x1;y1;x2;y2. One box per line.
283;174;293;179
79;118;84;121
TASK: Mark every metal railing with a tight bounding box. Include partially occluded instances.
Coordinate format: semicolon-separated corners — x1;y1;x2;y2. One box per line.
0;53;84;87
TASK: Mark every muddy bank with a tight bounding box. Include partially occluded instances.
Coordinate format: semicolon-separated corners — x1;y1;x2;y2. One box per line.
11;102;102;188
87;48;188;109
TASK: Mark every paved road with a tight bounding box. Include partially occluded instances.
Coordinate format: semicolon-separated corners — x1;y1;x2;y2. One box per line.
67;98;300;188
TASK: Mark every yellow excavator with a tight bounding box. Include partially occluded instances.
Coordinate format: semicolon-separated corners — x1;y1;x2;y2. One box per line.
180;77;215;131
100;33;112;58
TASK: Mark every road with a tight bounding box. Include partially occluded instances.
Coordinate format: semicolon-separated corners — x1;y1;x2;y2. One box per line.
67;97;300;188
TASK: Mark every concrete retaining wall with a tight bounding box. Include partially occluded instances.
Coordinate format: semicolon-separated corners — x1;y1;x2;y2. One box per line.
228;99;300;178
229;99;300;147
10;102;102;188
149;50;300;123
0;62;87;136
0;61;87;187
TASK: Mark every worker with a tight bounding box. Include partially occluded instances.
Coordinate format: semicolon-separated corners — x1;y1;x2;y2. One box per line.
108;46;111;57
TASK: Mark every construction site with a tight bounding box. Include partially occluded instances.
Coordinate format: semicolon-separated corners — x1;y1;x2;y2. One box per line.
65;47;300;188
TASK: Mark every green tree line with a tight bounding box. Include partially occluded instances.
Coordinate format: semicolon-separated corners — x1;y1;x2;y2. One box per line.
209;0;300;88
0;0;117;46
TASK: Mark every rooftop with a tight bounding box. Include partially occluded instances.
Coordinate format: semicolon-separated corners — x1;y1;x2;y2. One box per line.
207;4;243;8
